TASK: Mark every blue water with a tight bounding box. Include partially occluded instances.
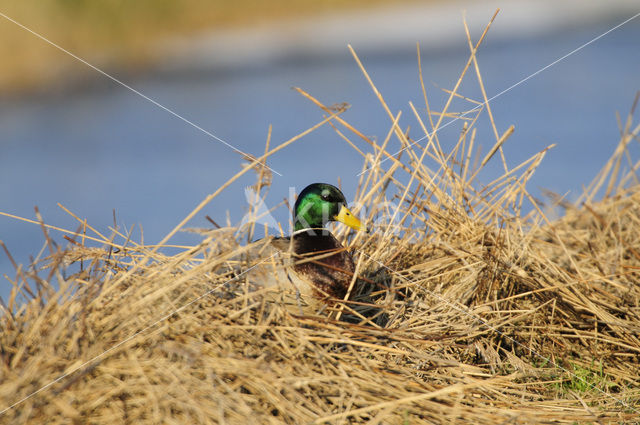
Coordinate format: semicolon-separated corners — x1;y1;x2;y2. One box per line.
1;16;639;300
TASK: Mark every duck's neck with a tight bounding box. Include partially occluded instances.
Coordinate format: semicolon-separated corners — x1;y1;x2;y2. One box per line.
294;220;324;232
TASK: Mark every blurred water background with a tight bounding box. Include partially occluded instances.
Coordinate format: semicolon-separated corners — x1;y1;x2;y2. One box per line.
1;0;639;299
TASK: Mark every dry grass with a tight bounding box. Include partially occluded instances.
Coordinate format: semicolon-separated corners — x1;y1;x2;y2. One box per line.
1;14;640;425
0;0;425;94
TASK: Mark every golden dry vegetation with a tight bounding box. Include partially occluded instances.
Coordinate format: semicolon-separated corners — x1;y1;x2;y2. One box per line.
1;16;639;425
0;0;424;94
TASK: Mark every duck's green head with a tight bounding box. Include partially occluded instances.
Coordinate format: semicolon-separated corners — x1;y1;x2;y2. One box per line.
294;183;364;232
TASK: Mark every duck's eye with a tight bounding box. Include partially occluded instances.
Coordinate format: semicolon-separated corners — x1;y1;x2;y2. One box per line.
321;191;330;201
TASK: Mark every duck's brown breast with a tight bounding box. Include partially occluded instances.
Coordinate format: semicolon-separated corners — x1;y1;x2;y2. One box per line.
288;232;355;299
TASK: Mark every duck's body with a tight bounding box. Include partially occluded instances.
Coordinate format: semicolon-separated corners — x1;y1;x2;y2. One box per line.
247;183;364;306
271;230;355;300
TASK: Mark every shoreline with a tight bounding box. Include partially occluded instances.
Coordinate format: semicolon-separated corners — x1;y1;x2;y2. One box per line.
159;0;639;74
1;0;637;98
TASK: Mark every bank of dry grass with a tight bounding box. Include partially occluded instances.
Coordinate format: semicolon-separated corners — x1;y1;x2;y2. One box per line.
0;0;425;94
1;16;640;424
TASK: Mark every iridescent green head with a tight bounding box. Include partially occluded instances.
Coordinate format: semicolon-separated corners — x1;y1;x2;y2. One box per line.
293;183;364;232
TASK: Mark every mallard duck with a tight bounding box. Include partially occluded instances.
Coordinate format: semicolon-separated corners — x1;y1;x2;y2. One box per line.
248;183;365;304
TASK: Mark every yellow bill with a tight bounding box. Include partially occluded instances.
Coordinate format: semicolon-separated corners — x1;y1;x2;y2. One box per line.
335;205;366;232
